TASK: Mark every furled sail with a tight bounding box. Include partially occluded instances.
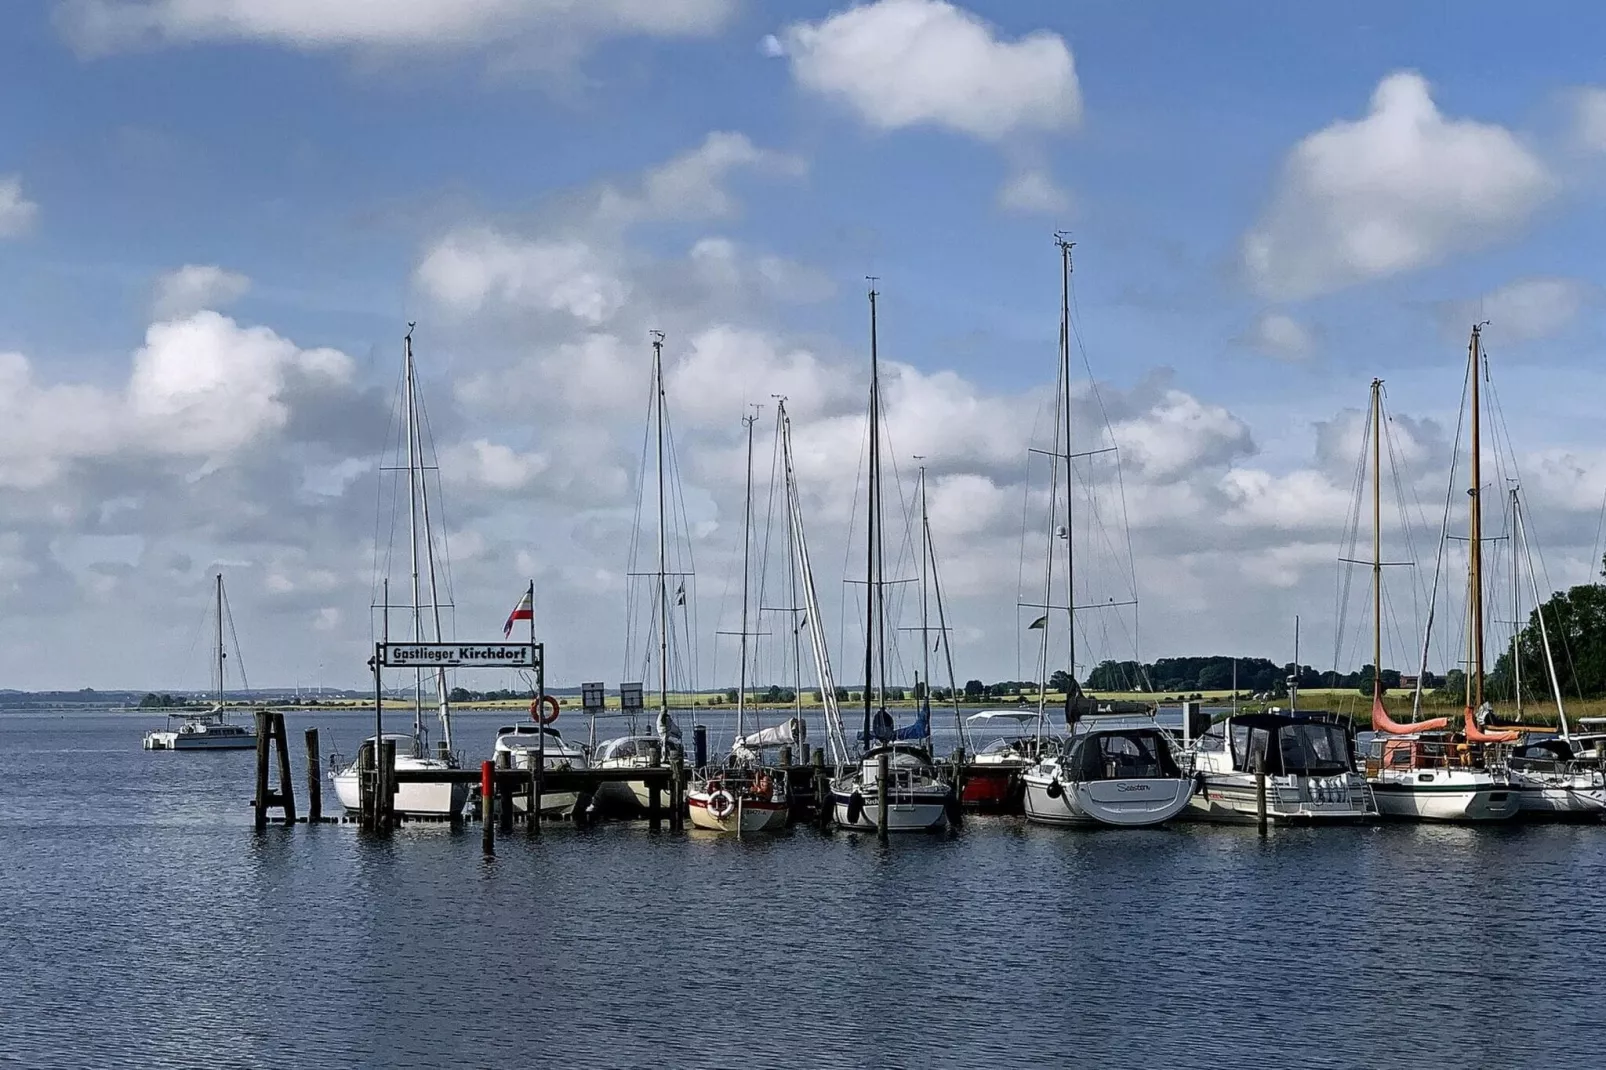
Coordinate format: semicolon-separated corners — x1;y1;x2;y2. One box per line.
1371;696;1448;735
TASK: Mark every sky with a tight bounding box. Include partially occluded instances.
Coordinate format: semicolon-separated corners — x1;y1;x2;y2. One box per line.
2;0;1606;693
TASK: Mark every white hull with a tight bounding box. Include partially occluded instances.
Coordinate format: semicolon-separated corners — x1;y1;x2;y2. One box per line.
143;730;256;751
331;761;470;818
832;787;949;832
1509;774;1606;815
1369;771;1518;822
512;791;582;816
1022;770;1194;827
1189;773;1375;824
687;794;788;832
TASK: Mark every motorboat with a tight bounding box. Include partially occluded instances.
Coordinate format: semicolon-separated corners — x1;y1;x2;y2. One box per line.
143;705;257;751
493;721;590;816
1503;737;1606;817
833;741;955;832
1022;714;1193;827
961;710;1043;811
330;733;470;818
1190;711;1376;824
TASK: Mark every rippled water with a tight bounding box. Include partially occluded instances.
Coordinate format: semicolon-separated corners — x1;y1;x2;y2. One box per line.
4;707;1605;1069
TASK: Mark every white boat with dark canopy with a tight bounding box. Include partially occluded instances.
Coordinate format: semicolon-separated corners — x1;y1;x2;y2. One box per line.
329;327;468;819
143;573;258;751
1190;711;1375;823
1023;713;1193;827
493;718;590;816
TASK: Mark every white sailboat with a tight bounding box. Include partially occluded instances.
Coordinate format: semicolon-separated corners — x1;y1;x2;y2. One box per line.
689;409;789;833
832;283;955;832
330;327;469;819
595;332;687;815
1361;339;1519;822
1018;238;1192;828
142;573;258;751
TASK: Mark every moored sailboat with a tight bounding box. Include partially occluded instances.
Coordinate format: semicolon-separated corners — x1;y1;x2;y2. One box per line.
142;573;259;751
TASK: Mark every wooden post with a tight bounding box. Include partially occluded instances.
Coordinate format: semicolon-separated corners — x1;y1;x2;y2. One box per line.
950;746;965;827
253;709;270;831
671;751;685;832
480;760;495;854
495;751;513;832
379;737;396;830
877;750;890;840
304;727;322;824
526;759;539;837
649;778;663;831
813;747;831;831
357;739;375;830
1254;755;1268;835
272;713;297;825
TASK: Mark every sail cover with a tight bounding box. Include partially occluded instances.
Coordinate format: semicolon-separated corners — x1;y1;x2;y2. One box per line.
892;703;930;742
734;717;804;751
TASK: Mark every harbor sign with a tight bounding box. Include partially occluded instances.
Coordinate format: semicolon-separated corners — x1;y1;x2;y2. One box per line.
379;642;538;669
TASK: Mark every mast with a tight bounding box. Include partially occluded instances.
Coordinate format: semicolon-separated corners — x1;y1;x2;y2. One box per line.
737;408;757;742
215;572;225;706
1516;492;1569;735
917;462;931;722
1057;235;1076;715
652;331;670;719
1510;485;1522;716
1469;324;1486;713
409;329;453;755
1371;379;1383;711
403;326;425;746
863;283;880;750
777;397;806;727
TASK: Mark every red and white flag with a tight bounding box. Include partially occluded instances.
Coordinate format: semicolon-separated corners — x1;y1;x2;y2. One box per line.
503;585;533;638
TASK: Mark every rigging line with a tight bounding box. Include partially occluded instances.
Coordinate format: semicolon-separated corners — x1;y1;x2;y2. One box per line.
221;581;250;694
1331;395;1371;676
414;387;457;620
371;357;408;647
1380;397;1426;666
623;354;658;686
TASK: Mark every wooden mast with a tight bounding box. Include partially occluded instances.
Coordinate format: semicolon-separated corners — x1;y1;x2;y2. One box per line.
1371;378;1383;711
862;283;881;751
1468;324;1486;715
1057;235;1076;715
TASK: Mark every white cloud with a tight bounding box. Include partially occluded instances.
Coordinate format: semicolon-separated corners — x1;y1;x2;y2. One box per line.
777;0;1080;141
595;131;804;226
1243;71;1552;300
1444;276;1593;341
59;0;735;59
996;168;1069;215
1242;311;1314;362
442;439;551;492
1568;87;1606;154
416;232;627;322
1109;389;1254;483
0;175;39;238
152;264;251;320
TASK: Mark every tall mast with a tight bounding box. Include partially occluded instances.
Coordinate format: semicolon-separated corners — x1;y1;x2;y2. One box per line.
1469;325;1486;712
737;408;757;742
776;397;805;724
408;329;453;754
215;572;225;706
1371;379;1383;710
1510;485;1522;716
863;283;880;749
403;326;425;742
652;331;670;718
917;462;931;714
1057;235;1076;710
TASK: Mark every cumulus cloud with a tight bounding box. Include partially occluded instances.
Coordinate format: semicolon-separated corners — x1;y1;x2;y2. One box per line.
1241;311;1314;362
596;131;805;226
152;264;251;320
1440;276;1594;341
416;231;627;322
996;168;1070;215
1568;87;1606;154
58;0;736;60
1243;71;1552;300
776;0;1080;141
0;175;39;238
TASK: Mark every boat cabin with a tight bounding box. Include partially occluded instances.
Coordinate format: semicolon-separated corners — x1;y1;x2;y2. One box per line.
1198;712;1356;777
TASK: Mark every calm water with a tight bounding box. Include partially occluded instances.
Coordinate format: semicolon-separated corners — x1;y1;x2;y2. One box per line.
3;707;1605;1069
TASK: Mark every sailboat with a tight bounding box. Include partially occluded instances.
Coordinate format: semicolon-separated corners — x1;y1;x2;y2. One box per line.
142;573;259;751
688;408;790;832
832;283;955;832
330;327;469;819
1364;332;1519;822
1019;238;1193;828
595;332;687;815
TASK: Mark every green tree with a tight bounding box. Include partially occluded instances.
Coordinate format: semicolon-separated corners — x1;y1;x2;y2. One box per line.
964;679;985;699
1047;670;1074;693
726;688;739;704
448;687;475;703
912;680;926;701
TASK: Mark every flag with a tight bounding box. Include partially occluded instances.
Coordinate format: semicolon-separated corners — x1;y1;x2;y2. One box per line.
675;582;686;607
1028;614;1047;630
502;585;533;638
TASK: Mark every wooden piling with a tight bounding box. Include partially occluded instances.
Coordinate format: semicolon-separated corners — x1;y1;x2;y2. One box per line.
495;751;514;833
481;760;495;854
357;739;375;830
379;737;396;831
813;747;831;831
949;746;965;828
670;751;685;832
253;709;271;831
649;779;663;831
1254;756;1268;835
526;759;540;837
304;727;322;824
876;750;890;840
272;713;297;825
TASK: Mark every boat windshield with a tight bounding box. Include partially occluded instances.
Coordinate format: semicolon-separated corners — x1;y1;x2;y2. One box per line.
1067;730;1179;781
1233;720;1350;775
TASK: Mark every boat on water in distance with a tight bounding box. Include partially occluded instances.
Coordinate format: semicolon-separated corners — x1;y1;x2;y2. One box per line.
143;573;258;751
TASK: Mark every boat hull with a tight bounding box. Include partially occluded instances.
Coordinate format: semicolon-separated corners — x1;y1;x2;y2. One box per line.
1189;774;1375;824
961;764;1024;812
142;731;256;751
331;765;470;818
1022;771;1194;827
687;793;788;832
1369;775;1518;822
831;787;949;832
1508;775;1606;816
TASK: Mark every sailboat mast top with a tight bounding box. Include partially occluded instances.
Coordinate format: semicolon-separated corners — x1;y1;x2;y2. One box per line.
1371;379;1383;707
863;283;879;750
652;331;670;716
403;326;425;737
737;408;757;742
1469;324;1486;711
1057;235;1076;708
917;462;931;708
215;572;225;706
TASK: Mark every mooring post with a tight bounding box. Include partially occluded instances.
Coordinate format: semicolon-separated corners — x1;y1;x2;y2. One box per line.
813;747;830;831
495;751;513;833
1254;755;1268;836
357;739;375;830
480;760;495;854
304;727;322;824
272;713;298;825
876;750;890;841
379;737;396;830
253;709;271;831
950;746;965;828
526;759;539;837
672;750;686;832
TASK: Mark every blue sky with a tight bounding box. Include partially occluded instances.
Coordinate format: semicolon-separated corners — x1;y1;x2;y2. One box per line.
0;0;1603;691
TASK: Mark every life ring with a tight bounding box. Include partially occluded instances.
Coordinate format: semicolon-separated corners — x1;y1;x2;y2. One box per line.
529;695;560;724
708;789;735;819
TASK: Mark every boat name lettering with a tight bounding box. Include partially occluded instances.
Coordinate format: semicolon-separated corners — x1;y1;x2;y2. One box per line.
1116;783;1152;792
